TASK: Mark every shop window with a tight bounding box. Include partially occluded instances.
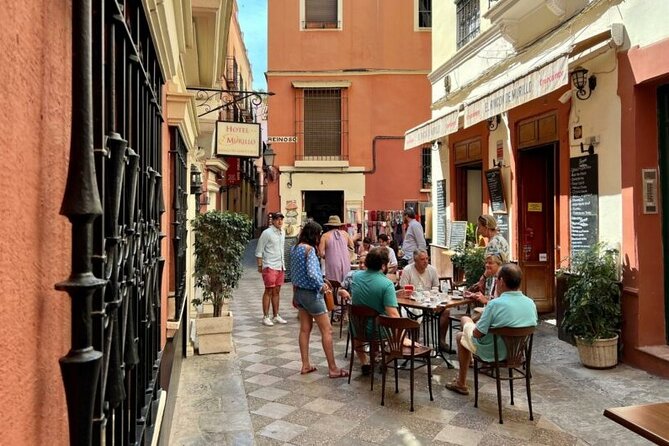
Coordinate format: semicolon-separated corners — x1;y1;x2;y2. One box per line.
417;0;432;29
295;88;349;160
422;146;432;189
303;0;340;29
456;0;480;49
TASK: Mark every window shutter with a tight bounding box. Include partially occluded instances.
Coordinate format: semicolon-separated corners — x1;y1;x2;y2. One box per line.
305;0;338;23
304;89;341;157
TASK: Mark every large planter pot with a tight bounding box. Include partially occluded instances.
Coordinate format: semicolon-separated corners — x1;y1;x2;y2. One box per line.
575;335;618;369
196;311;234;354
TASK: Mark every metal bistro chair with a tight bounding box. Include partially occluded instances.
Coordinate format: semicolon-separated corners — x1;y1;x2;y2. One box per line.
378;315;433;412
347;305;380;390
473;326;536;424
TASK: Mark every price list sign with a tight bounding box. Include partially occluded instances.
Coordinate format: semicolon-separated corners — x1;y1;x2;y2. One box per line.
485;168;507;213
569;155;599;256
436;179;447;246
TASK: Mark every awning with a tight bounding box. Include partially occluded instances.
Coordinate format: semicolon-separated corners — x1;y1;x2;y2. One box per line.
464;54;569;127
407;27;621;141
404;109;459;150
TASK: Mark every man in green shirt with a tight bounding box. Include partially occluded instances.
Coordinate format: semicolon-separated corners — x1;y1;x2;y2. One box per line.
445;263;537;395
350;248;399;374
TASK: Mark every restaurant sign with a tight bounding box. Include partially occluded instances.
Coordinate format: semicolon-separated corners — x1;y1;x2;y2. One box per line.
464;56;568;128
216;121;262;157
404;110;459;150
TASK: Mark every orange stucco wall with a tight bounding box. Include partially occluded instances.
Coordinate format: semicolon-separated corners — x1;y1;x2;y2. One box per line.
267;0;431;214
0;1;72;444
618;39;669;375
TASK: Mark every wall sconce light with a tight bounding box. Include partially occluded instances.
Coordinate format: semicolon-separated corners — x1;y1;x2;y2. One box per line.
431;140;442;151
263;144;278;182
190;164;203;212
571;67;597;100
190;164;202;194
487;115;501;131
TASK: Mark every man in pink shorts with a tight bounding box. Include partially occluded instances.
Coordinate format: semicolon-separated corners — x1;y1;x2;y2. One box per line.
255;212;287;326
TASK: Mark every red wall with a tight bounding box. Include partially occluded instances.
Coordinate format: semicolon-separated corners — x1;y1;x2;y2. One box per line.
618;39;669;375
0;1;73;444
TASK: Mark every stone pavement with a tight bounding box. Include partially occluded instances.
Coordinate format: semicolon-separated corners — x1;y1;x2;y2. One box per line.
169;241;669;445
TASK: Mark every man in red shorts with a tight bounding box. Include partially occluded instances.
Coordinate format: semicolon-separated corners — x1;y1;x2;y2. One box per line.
255;212;287;326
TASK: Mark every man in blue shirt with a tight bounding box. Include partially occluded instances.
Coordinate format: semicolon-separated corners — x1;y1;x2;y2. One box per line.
445;263;537;395
255;212;286;326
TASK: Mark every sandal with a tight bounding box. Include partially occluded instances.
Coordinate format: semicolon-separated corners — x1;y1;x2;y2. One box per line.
445;379;469;395
300;366;317;375
328;368;350;379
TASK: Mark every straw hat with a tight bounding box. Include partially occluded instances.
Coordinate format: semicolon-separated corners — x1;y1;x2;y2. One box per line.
324;215;344;227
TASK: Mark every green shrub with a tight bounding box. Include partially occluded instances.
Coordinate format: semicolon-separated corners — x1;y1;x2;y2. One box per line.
192;210;252;317
559;243;621;343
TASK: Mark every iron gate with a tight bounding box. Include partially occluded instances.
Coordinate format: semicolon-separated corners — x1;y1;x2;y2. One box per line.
57;0;165;444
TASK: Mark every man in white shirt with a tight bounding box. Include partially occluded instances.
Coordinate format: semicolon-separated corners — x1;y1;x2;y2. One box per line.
255;212;287;326
377;234;398;274
400;207;426;268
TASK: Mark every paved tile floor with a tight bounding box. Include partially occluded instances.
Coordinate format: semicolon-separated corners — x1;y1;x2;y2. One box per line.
169;241;669;445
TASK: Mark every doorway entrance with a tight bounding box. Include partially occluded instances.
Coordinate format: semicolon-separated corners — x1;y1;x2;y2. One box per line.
518;144;556;313
303;190;344;228
455;163;483;222
658;84;669;343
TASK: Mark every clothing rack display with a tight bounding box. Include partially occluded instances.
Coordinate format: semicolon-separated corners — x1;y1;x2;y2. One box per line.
361;208;422;245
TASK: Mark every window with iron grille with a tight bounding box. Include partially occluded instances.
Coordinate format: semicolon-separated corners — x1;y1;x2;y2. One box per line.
456;0;480;49
295;88;348;160
304;0;339;29
418;0;431;28
422;146;432;188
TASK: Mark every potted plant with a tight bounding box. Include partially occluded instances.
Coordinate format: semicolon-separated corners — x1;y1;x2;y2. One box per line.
451;223;486;287
559;242;622;368
192;210;252;354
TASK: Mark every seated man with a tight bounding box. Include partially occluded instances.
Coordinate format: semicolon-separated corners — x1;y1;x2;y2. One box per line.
350;247;399;374
399;249;446;346
465;253;503;321
377;234;398;274
445;263;538;395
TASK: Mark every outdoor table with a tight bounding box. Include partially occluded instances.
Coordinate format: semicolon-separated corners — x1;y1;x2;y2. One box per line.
604;402;669;445
396;291;474;368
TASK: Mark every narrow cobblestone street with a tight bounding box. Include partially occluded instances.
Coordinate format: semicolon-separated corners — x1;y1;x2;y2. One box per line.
169;241;669;445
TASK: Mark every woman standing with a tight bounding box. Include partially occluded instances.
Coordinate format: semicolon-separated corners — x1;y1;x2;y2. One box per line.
291;221;349;378
319;215;354;283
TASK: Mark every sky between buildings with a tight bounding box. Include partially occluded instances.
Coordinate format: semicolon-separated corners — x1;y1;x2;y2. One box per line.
238;0;268;92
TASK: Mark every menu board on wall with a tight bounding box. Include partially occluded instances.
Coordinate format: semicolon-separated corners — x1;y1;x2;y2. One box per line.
495;213;509;242
448;221;468;249
283;237;298;282
485;168;508;213
436;179;447;246
570;155;599;256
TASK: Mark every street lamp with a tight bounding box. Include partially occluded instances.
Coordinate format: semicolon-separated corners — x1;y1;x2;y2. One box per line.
263;144;278;182
190;164;202;212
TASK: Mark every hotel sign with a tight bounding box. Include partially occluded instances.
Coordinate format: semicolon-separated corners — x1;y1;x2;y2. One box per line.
216;121;261;157
464;56;568;128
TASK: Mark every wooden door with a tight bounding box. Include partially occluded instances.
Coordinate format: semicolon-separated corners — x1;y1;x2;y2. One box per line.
658;84;669;343
518;145;555;312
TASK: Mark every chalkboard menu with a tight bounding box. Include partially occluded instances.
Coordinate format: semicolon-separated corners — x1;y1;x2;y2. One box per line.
436;179;447;246
448;221;468;249
283;236;298;282
570;155;598;255
485;168;507;213
494;213;509;242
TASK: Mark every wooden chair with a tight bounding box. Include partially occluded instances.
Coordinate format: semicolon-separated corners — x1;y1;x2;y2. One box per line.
378;315;433;412
473;326;536;424
347;305;380;390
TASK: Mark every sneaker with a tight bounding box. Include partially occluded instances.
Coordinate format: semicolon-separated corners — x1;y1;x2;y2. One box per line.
262;316;274;326
272;314;288;324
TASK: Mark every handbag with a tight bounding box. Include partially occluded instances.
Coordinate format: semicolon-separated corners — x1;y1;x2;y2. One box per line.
323;283;336;312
